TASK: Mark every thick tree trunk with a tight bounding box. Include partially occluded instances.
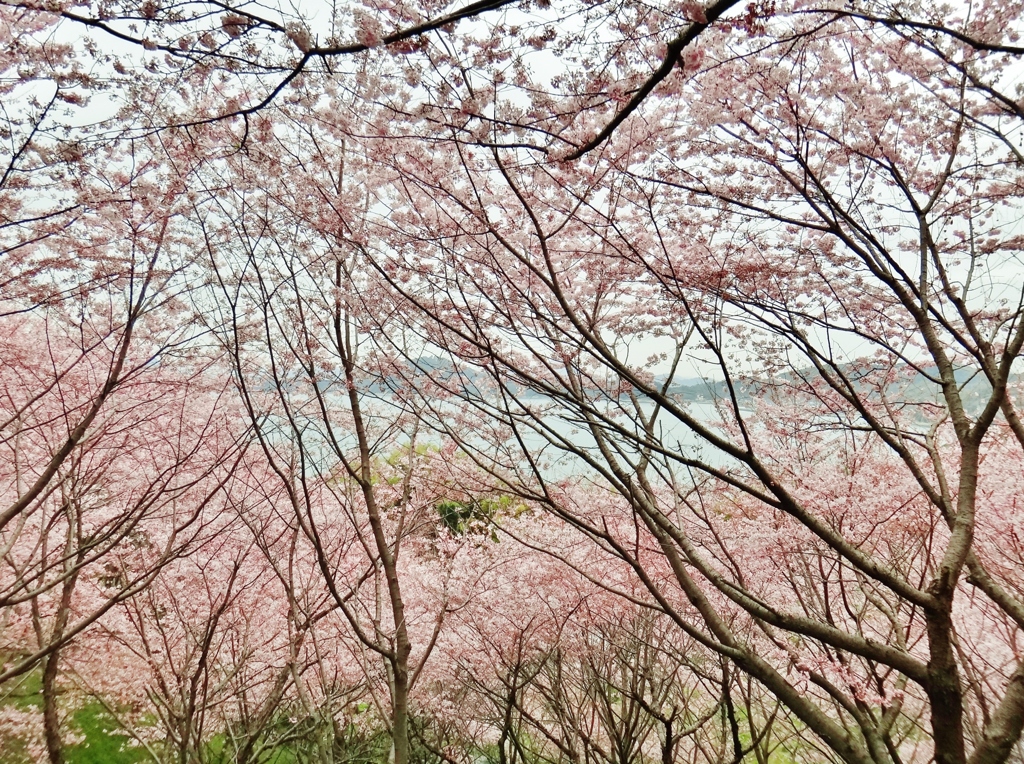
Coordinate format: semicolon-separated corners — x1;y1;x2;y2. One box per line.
41;649;64;764
660;718;674;764
392;663;411;764
967;663;1024;764
38;527;80;764
925;608;967;764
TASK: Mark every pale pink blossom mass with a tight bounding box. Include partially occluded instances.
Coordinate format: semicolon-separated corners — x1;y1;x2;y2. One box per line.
2;1;1024;763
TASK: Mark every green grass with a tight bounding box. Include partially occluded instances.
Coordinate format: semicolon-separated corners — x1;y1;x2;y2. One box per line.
64;704;149;764
1;668;148;764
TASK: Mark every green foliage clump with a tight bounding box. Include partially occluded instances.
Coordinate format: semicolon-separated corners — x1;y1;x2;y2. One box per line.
437;495;524;538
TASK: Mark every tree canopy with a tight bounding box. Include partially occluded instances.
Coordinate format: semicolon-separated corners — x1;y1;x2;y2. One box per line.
3;1;1024;763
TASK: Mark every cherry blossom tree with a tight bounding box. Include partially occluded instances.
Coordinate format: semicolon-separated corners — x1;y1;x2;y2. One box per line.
342;5;1024;763
187;122;475;764
8;0;1012;163
0;65;249;758
1;0;741;136
417;507;778;764
0;334;246;762
6;2;1024;764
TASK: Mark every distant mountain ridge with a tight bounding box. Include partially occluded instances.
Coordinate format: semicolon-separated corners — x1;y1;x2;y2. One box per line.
397;358;1013;411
